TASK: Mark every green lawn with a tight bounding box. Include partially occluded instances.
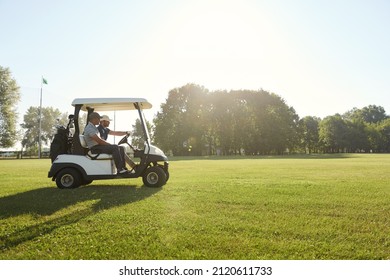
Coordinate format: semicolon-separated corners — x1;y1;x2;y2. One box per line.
0;154;389;259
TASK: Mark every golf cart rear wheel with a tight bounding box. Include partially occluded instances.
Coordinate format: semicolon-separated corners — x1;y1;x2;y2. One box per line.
55;168;81;189
142;166;167;188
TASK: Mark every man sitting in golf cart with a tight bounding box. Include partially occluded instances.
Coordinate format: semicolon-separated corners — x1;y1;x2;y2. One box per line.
98;114;136;170
83;112;129;174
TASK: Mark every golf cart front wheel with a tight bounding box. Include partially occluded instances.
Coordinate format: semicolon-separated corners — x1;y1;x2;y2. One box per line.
142;166;167;188
55;168;81;189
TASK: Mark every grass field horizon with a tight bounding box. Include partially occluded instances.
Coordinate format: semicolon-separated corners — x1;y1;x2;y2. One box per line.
1;154;389;260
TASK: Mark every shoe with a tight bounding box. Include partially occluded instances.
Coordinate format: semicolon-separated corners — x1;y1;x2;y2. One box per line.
118;168;128;174
118;168;136;174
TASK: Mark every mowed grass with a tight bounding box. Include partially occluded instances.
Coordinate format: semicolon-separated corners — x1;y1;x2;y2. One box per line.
0;154;389;260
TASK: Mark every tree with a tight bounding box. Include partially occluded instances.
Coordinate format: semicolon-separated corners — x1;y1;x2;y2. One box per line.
210;90;235;155
345;120;370;152
238;90;298;155
154;86;299;156
131;118;153;148
374;118;390;152
344;105;387;124
319;114;349;153
342;105;388;152
154;84;209;156
0;66;20;148
21;106;68;153
299;116;320;153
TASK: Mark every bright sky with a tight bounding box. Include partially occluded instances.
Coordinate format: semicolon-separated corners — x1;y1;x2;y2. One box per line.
1;0;390;140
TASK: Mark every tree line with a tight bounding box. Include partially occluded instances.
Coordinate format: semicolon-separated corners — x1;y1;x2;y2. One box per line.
2;65;390;156
153;84;390;156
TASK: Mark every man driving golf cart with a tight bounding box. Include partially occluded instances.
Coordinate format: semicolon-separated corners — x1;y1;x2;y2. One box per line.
97;114;136;170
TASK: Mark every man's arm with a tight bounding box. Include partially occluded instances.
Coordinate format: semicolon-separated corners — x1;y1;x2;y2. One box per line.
90;134;110;145
108;131;130;137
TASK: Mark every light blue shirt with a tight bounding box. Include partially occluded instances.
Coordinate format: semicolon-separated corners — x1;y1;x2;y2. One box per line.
83;122;100;148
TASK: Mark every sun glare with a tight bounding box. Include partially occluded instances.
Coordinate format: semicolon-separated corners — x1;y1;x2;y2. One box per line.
152;1;279;91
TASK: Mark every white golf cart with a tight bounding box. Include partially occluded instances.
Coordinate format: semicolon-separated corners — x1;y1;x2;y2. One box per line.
48;97;169;189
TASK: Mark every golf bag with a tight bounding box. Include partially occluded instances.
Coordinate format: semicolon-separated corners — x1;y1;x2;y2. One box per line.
49;116;74;162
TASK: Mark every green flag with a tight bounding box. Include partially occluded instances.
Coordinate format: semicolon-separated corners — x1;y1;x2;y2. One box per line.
42;77;48;85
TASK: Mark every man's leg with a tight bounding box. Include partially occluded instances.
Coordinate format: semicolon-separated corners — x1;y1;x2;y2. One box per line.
111;145;125;170
119;146;136;168
91;145;125;171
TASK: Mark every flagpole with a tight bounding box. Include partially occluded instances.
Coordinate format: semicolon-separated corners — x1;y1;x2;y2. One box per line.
38;77;43;159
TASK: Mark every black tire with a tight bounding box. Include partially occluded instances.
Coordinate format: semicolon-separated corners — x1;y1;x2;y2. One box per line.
82;179;93;186
164;170;170;183
55;168;82;189
142;166;167;188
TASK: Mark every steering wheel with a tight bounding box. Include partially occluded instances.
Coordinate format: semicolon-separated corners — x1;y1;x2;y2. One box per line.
118;135;128;145
118;134;136;151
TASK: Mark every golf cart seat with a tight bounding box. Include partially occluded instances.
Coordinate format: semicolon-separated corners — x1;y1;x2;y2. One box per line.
79;135;113;160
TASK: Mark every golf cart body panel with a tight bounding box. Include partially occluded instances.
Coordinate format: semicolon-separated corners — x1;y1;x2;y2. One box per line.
48;97;169;189
51;154;115;175
145;144;168;160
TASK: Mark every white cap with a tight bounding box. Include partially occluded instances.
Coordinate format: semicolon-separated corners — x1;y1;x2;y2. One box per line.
101;115;112;121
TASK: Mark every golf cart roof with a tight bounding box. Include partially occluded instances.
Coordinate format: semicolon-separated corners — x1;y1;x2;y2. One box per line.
71;97;152;111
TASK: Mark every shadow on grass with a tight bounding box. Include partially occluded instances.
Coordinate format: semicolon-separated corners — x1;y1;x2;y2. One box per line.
169;153;354;161
0;185;161;253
